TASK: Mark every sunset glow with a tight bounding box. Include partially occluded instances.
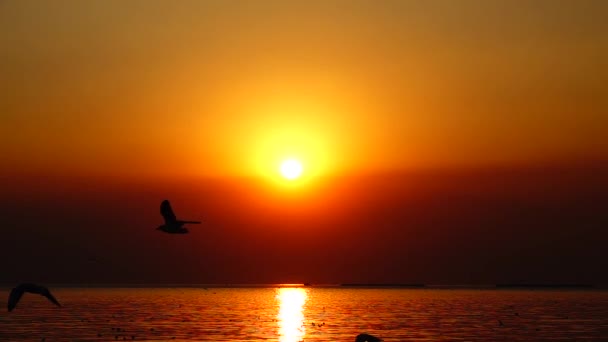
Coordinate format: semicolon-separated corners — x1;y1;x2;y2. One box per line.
0;0;607;288
280;159;303;180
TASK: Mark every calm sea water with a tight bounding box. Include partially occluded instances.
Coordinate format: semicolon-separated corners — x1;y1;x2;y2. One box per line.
0;287;607;341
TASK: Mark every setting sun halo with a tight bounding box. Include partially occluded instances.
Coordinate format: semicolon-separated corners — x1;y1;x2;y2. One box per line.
280;159;303;180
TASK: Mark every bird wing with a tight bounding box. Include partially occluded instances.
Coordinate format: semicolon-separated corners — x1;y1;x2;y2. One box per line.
8;287;24;312
42;290;61;307
160;200;177;224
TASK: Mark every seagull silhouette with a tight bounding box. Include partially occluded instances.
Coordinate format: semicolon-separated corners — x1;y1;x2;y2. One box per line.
157;199;201;234
7;283;61;312
355;333;382;342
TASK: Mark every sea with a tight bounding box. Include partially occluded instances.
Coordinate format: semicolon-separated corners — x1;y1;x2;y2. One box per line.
1;286;607;341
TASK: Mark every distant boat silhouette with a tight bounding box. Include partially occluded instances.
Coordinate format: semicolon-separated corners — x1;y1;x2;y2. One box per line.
355;333;382;342
157;200;201;234
7;283;61;312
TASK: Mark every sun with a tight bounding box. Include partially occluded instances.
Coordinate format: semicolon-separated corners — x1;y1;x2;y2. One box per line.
280;159;303;180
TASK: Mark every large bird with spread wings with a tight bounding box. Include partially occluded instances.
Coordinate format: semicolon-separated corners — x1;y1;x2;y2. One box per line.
157;200;201;234
8;283;61;312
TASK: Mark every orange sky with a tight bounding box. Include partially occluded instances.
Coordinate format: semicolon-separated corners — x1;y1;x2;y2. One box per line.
2;0;607;182
1;1;607;285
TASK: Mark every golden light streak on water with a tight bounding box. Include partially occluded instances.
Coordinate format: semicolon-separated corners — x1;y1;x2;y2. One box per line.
276;288;308;342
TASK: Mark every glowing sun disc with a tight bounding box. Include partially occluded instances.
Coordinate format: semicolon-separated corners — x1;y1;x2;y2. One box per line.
280;159;303;180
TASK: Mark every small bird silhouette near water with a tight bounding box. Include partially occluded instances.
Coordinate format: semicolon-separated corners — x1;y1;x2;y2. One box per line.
157;200;201;234
7;283;61;312
355;333;382;342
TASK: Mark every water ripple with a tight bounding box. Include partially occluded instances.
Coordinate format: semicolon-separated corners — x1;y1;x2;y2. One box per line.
0;288;606;341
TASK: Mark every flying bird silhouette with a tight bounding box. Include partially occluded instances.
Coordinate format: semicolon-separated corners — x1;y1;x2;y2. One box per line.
355;333;382;342
7;283;61;312
157;199;201;234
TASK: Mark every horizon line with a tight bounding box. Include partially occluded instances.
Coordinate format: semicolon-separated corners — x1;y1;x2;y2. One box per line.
0;283;601;289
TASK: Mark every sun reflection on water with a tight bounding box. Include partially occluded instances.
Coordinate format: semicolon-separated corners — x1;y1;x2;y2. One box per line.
277;287;308;342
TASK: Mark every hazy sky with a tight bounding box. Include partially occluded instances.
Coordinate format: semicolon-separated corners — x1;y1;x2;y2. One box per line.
1;0;607;285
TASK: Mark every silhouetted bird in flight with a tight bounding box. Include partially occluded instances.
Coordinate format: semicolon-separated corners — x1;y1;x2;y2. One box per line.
7;283;61;312
355;334;382;342
157;199;201;234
